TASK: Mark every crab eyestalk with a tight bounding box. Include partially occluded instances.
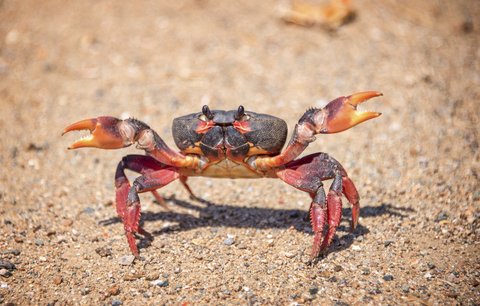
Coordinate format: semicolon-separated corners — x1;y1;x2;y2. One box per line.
321;91;382;133
62;116;134;149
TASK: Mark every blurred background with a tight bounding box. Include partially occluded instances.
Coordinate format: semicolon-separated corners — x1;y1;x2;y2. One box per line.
0;0;479;304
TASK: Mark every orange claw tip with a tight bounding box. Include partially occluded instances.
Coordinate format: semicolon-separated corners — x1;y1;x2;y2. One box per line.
66;134;97;150
62;118;98;136
347;91;383;106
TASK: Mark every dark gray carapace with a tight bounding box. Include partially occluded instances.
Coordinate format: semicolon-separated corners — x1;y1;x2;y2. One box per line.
172;106;288;158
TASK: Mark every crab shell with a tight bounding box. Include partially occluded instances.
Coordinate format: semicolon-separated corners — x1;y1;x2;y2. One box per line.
172;106;288;177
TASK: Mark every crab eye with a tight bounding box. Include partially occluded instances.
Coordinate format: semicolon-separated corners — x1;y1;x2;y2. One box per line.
235;105;250;121
202;105;214;120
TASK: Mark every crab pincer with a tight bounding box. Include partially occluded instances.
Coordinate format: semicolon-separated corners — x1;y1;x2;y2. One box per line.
62;116;137;149
321;91;382;133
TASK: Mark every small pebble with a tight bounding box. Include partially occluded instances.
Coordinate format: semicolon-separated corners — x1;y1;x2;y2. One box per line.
384;240;394;247
424;272;433;280
0;260;15;270
2;250;20;256
53;276;63;285
145;272;160;281
351;245;362;251
14;236;24;243
39;256;47;262
446;290;459;298
57;235;68;243
62;219;73;227
334;265;343;272
112;299;123;306
369;288;382;295
35;239;44;246
118;255;135;266
143;291;152;298
383;274;394;281
224;235;235;246
284;252;296;258
309;286;319;295
401;285;410;293
0;269;11;278
108;285;120;296
96;247;112;257
436;211;448;222
151;279;169;287
81;288;90;295
83;207;95;214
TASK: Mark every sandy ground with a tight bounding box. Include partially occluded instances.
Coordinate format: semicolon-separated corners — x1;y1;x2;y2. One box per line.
0;0;479;305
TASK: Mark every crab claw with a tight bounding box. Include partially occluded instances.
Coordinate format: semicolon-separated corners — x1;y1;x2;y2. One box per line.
322;91;382;133
62;116;131;150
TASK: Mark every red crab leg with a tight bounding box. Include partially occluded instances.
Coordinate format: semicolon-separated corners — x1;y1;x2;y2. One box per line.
115;155;197;208
276;152;360;259
62;116;206;169
120;168;180;257
116;155;173;211
250;91;382;171
342;176;360;229
319;174;343;253
309;189;327;258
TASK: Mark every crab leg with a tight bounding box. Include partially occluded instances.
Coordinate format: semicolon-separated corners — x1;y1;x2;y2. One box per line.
62;116;206;169
342;176;360;229
319;172;343;253
250;91;382;171
309;187;327;258
120;168;181;257
115;155;198;208
276;152;359;259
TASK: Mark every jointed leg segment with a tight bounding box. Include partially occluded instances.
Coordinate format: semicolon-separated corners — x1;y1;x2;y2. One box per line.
277;153;359;259
114;155;183;256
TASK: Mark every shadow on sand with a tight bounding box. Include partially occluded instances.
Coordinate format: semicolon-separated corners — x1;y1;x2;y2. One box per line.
100;197;414;256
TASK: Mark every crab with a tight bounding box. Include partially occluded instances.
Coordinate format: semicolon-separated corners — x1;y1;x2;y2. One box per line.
63;91;382;260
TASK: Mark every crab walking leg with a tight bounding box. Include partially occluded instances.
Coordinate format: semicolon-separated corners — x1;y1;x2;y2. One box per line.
310;186;327;258
62;117;206;169
115;155;197;210
179;176;199;200
250;92;382;171
115;155;171;215
120;168;181;257
342;176;360;229
319;172;343;253
277;152;356;258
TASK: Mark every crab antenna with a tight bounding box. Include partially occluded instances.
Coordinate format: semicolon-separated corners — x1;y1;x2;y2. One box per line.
202;105;214;120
